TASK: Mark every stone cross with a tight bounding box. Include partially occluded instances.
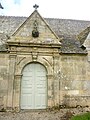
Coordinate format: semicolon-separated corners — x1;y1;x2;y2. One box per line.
33;4;39;10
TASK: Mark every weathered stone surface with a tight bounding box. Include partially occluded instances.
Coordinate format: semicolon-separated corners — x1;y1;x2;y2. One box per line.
0;9;90;111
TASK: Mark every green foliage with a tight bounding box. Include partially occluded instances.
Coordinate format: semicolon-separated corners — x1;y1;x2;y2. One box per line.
71;112;90;120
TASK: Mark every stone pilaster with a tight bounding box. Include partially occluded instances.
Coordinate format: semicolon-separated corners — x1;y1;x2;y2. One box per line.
7;54;16;110
47;74;54;107
53;52;60;106
13;74;22;111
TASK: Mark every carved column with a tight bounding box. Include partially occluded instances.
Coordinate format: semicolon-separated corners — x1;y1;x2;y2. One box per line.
7;54;16;110
47;74;54;107
53;51;60;106
13;74;22;111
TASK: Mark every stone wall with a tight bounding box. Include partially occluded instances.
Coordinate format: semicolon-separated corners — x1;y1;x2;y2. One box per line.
59;54;90;107
0;53;9;110
0;10;90;111
0;52;90;110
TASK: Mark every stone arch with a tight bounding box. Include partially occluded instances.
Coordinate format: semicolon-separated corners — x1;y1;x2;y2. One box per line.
14;57;54;109
16;57;53;76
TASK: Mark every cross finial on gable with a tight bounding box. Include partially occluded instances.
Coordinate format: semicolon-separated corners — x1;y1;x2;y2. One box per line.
33;4;39;10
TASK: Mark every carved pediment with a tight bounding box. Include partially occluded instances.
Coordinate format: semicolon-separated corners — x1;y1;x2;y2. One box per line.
7;10;61;46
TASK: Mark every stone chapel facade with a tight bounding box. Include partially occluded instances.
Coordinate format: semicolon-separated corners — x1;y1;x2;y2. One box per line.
0;8;90;111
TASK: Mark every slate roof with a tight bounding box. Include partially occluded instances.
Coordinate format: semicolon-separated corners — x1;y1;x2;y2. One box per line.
0;15;90;53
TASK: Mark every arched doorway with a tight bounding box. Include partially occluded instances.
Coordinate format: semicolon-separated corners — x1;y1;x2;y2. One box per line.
20;62;47;109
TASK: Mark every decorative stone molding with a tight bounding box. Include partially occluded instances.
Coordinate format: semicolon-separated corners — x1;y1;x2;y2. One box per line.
14;74;22;79
32;52;38;61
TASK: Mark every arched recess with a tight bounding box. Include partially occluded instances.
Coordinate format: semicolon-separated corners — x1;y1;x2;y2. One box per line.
16;57;53;76
20;62;47;109
14;58;54;110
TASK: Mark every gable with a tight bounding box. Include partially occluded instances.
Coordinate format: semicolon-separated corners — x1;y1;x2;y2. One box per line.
83;32;90;48
8;10;60;45
0;12;88;53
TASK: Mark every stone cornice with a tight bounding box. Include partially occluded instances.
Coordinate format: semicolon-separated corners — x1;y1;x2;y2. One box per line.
7;41;61;48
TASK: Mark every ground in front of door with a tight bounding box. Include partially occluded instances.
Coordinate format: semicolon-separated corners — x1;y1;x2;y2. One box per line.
0;107;90;120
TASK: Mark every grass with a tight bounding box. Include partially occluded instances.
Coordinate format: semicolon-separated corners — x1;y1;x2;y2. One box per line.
71;112;90;120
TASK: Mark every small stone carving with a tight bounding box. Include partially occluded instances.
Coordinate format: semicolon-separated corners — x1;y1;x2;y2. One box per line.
32;52;38;61
32;20;39;38
32;29;39;38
